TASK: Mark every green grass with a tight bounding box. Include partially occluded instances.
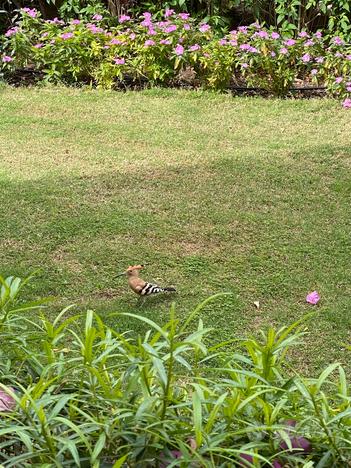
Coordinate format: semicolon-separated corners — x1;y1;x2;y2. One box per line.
0;86;350;374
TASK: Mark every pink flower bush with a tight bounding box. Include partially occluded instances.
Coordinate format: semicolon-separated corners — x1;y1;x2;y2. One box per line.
306;291;320;305
2;9;351;102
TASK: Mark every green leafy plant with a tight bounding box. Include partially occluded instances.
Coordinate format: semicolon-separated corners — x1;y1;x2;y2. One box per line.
1;273;351;466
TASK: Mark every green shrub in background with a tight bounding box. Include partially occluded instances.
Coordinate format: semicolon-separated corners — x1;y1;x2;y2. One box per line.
1;273;351;466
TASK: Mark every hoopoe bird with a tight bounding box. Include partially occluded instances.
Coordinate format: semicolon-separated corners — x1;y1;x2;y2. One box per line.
117;264;176;297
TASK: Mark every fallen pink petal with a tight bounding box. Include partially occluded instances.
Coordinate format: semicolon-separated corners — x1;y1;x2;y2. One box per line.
306;291;320;304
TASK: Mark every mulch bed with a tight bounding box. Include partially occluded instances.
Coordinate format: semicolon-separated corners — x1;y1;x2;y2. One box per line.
4;67;328;98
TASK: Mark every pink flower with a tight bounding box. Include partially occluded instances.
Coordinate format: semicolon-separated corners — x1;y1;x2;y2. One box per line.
229;39;237;46
304;39;314;47
249;46;259;53
141;19;152;28
144;39;155;47
240;43;250;50
2;55;13;63
87;24;103;33
257;30;269;39
183;23;191;30
93;14;103;21
34;43;43;48
298;31;309;38
343;98;351;109
164;24;177;33
311;69;318;76
242;62;249;69
0;388;16;412
5;27;18;37
238;26;248;34
60;32;74;40
315;31;323;39
346;86;351;92
119;14;130;23
271;51;276;57
179;13;190;20
129;33;136;40
335;77;343;84
189;44;200;52
71;19;81;25
165;8;174;18
174;44;184;56
110;38;123;45
306;291;320;305
346;55;351;61
315;56;324;63
148;28;157;36
284;39;296;46
219;39;227;45
302;53;311;63
333;36;344;46
22;7;37;18
160;39;171;45
271;32;280;39
47;17;64;25
335;52;343;58
199;23;210;33
114;57;125;65
42;32;49;37
280;47;288;55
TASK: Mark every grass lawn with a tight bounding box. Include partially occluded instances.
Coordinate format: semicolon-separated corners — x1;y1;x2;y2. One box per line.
0;86;350;374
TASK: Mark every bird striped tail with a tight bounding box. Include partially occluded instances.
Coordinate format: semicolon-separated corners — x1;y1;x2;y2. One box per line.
140;283;176;296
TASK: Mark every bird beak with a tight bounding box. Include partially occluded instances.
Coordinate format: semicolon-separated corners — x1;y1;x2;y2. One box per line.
117;271;126;277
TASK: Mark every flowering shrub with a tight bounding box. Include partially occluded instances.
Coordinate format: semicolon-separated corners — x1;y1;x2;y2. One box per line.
1;8;351;105
1;272;351;466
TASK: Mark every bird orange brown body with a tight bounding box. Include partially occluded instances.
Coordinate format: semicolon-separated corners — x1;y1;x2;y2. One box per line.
118;265;176;296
